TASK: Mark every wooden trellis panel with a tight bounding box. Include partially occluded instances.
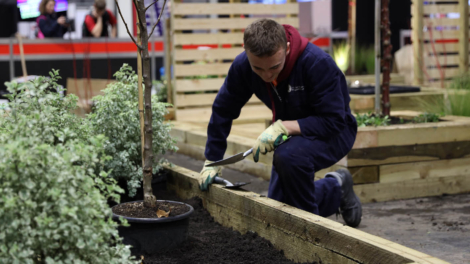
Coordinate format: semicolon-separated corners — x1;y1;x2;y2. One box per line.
166;0;299;122
412;0;469;87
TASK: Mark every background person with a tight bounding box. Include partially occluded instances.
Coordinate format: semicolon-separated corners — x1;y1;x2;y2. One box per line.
82;0;117;38
37;0;68;38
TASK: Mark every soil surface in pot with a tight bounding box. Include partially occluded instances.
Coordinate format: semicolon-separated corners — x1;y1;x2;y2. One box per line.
142;193;306;264
113;201;189;218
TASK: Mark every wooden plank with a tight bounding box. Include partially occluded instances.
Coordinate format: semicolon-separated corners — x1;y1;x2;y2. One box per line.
346;141;470;167
422;29;461;41
350;91;444;113
175;104;272;122
352;112;470;149
173;3;299;15
354;174;470;203
175;93;262;107
423;54;460;67
425;67;461;79
175;78;225;92
458;0;469;74
423;4;459;15
166;165;447;263
173;17;299;30
423;43;459;54
174;63;231;77
422;17;462;27
173;33;244;46
413;0;426;85
346;73;405;85
174;47;244;61
380;157;470;183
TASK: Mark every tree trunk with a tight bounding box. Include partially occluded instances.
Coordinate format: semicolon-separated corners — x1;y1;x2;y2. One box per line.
136;0;156;208
381;0;392;116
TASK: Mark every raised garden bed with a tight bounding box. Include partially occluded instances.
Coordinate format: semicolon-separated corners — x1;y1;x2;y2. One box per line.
160;164;447;263
169;111;470;203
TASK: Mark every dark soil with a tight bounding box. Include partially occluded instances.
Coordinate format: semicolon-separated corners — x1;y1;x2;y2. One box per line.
114;174;308;264
112;201;190;218
142;194;308;264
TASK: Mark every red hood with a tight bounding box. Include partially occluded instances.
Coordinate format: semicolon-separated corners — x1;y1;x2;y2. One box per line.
276;25;309;83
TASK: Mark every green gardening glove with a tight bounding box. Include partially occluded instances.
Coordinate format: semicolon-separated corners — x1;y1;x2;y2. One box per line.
252;120;289;163
198;160;222;191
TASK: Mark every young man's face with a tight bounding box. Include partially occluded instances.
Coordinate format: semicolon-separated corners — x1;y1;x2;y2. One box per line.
246;43;290;83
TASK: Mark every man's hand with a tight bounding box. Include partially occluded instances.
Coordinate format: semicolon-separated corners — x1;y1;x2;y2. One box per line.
198;160;222;191
252;120;289;162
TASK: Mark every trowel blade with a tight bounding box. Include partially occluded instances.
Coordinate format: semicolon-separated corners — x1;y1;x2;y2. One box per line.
205;149;253;167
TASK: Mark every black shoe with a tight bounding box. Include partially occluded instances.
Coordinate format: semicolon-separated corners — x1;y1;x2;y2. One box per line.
326;169;362;227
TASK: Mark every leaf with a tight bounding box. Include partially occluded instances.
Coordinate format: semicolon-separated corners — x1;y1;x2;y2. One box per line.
156;208;170;218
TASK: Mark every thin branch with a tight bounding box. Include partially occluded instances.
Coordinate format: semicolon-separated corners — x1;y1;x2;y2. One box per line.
115;0;142;50
148;0;167;39
144;0;158;12
133;0;146;33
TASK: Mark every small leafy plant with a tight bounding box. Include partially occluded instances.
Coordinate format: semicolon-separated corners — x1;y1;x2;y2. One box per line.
88;64;177;197
355;112;391;127
412;112;441;123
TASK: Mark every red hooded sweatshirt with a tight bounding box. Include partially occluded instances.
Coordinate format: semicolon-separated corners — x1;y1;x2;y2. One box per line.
267;25;309;122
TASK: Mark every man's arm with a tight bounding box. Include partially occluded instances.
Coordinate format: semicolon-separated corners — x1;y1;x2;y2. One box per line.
297;56;349;138
111;25;117;38
205;57;253;161
91;16;103;37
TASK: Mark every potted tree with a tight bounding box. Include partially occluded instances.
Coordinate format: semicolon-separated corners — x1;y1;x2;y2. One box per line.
104;0;194;255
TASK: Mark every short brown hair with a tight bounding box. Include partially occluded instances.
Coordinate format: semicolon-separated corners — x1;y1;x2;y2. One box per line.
39;0;55;15
243;19;287;57
94;0;107;11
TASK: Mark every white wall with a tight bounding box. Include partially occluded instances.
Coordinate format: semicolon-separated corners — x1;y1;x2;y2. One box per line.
117;0;133;38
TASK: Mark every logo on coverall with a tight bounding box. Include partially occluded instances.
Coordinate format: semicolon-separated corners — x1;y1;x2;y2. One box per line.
288;85;305;93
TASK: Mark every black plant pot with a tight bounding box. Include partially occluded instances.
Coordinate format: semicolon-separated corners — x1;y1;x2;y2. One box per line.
112;200;194;255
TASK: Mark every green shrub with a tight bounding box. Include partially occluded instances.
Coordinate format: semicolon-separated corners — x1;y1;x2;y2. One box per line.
0;72;135;263
88;64;177;197
0;122;134;263
1;70;92;145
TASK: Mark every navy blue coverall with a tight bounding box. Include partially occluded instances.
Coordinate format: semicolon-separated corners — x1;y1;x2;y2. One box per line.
204;42;357;217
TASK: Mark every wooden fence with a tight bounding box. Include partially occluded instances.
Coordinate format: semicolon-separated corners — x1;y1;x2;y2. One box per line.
412;0;469;87
165;0;298;122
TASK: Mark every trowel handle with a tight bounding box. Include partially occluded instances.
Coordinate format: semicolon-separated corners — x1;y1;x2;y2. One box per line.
213;176;230;185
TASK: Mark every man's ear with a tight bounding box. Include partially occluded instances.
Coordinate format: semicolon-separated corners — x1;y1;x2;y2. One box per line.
286;42;291;56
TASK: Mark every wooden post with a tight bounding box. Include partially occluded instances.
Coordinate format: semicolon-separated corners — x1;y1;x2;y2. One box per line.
164;18;173;104
348;0;357;74
411;0;424;85
137;10;145;168
381;0;392;116
170;0;180;120
15;33;28;81
458;0;469;75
